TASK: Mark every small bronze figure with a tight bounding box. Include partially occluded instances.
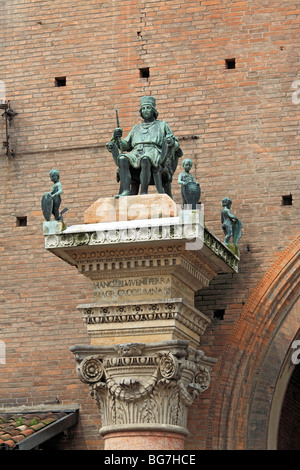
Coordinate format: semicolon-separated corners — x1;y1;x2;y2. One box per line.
42;169;63;221
178;158;201;209
221;197;242;246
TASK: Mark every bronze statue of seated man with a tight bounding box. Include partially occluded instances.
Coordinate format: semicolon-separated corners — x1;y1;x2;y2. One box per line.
107;96;182;198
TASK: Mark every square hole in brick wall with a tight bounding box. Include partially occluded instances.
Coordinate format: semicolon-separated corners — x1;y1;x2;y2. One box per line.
16;216;27;227
139;67;150;79
213;309;225;320
225;58;236;69
55;76;66;87
282;194;293;206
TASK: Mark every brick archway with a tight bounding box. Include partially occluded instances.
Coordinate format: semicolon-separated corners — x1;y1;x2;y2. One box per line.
268;330;300;450
207;236;300;450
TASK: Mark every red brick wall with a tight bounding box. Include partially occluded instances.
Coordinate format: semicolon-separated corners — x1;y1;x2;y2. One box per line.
0;0;299;449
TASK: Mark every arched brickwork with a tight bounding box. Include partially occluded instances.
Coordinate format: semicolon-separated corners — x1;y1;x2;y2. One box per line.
207;236;300;450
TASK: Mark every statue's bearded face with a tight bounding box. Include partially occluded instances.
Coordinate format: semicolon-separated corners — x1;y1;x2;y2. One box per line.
141;105;154;121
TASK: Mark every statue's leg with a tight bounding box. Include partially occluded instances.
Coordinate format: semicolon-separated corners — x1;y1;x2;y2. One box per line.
161;173;172;198
52;196;61;220
153;168;164;194
181;187;187;206
52;203;60;221
140;157;151;194
224;226;232;244
131;180;139;195
164;182;172;198
117;156;131;197
130;168;140;195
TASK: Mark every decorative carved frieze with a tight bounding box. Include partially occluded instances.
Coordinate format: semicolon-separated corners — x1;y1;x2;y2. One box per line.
204;229;239;272
44;221;201;249
77;299;210;347
71;340;217;436
44;217;239;274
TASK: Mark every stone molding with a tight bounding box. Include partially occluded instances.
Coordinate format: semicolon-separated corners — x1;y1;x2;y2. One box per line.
79;299;209;332
44;216;239;273
68;245;218;291
203;229;239;271
44;218;201;248
71;340;217;436
77;299;210;347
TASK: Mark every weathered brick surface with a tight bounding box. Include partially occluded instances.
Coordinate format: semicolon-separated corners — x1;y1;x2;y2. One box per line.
0;0;299;450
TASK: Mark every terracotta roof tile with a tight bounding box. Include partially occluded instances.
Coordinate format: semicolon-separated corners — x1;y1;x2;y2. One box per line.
11;435;24;444
0;411;73;450
20;428;35;438
4;440;15;448
15;425;27;432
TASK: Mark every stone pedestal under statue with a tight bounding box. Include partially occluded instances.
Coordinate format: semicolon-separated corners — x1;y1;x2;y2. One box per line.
44;194;239;450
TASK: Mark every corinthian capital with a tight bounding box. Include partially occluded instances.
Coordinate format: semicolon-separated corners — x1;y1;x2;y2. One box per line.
71;340;216;436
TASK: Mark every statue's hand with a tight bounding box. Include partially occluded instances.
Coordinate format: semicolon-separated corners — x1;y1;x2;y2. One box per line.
165;134;175;147
114;127;123;139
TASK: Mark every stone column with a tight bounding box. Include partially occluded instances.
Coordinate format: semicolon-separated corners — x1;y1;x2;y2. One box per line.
44;194;239;449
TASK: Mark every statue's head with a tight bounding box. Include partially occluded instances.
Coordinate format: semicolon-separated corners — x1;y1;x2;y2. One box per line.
50;169;60;181
139;95;158;119
222;197;232;207
182;158;193;169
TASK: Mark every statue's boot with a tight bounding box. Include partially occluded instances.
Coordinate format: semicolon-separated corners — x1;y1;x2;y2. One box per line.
115;189;131;198
115;156;131;197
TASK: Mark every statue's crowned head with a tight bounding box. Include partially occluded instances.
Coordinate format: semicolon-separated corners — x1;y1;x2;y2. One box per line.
139;95;158;119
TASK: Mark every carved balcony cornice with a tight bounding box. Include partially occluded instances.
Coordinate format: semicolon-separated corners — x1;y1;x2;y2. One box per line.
44;214;239;275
